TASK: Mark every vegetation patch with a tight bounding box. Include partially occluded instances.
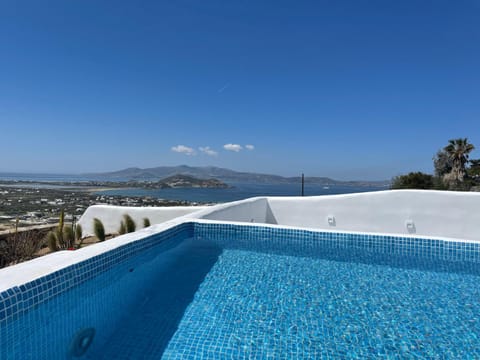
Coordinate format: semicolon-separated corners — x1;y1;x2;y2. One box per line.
392;138;479;191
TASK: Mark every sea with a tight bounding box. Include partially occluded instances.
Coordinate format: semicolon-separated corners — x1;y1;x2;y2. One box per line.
0;173;388;204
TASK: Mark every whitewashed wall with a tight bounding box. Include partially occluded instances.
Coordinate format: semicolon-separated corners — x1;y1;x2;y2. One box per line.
195;190;480;241
77;205;207;237
77;190;480;241
187;197;269;224
268;190;480;241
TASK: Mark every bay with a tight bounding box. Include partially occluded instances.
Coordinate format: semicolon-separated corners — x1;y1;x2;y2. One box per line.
0;173;388;204
96;183;387;203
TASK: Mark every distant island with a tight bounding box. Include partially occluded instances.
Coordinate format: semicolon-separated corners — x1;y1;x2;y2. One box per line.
141;175;230;189
86;165;390;187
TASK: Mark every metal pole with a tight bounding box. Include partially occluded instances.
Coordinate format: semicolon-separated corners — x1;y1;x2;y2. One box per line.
301;173;304;196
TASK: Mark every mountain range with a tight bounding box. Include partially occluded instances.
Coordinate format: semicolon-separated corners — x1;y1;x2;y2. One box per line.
88;166;390;187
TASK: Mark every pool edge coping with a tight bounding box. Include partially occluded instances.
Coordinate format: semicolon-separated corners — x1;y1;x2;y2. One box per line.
2;217;479;294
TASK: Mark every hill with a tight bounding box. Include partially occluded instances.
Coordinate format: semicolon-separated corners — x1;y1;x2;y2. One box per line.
88;166;389;187
146;174;230;189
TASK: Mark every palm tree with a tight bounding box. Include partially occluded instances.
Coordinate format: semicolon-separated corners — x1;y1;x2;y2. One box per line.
443;138;475;184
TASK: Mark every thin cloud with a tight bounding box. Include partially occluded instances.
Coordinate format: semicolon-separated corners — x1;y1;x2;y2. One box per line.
171;145;196;156
199;146;218;156
217;83;230;93
224;143;243;152
245;144;255;150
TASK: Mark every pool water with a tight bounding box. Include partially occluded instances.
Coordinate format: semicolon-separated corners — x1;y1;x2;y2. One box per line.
162;251;480;359
2;226;480;359
97;239;480;359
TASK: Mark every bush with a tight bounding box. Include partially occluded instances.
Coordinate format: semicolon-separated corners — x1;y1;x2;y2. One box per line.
123;214;136;233
391;172;435;190
118;214;136;235
93;218;106;242
47;231;58;252
56;209;65;248
46;209;76;251
118;221;126;235
143;218;151;228
75;224;85;249
64;225;75;248
1;219;45;267
75;224;83;241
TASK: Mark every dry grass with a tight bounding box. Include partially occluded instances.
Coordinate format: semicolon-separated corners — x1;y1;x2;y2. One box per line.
0;230;46;268
35;234;117;255
1;231;119;268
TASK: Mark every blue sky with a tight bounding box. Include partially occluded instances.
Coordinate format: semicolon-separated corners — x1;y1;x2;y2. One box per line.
0;1;479;180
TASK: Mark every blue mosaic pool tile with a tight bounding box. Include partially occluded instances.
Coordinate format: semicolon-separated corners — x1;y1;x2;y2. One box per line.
2;220;480;359
194;222;480;263
0;222;192;328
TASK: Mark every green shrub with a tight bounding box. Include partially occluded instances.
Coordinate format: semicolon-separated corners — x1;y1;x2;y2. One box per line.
143;218;151;228
93;218;106;242
123;214;136;233
56;209;65;248
75;224;83;241
75;224;85;248
45;209;74;251
47;231;59;252
118;221;126;235
391;172;434;190
63;225;75;249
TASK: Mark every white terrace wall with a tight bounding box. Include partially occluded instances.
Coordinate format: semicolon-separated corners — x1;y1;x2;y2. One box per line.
78;205;207;237
266;190;480;241
191;197;269;224
78;190;480;241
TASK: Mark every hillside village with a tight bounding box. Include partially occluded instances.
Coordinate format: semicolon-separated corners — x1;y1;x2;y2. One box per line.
0;185;193;232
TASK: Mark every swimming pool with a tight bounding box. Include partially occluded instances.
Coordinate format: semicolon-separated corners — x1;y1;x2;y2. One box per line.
1;222;480;359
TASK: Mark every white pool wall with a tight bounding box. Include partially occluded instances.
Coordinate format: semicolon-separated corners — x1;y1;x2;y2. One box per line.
188;190;480;242
77;205;207;237
267;190;480;241
195;197;269;223
76;190;480;241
